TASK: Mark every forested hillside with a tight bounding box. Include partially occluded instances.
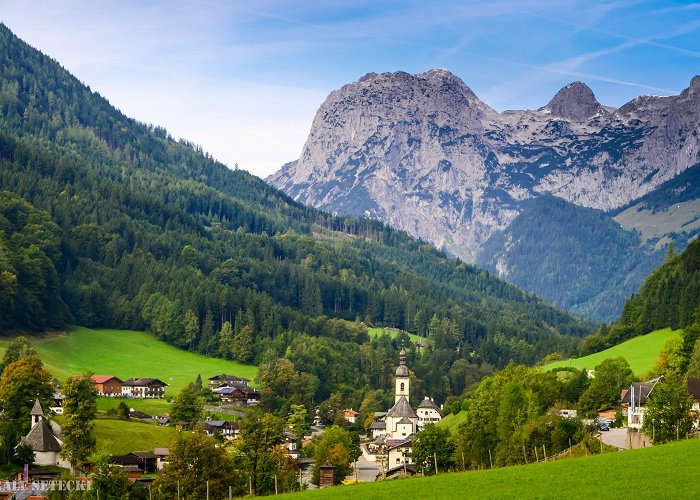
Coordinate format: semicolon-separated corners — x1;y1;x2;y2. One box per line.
0;24;592;409
477;196;666;321
581;238;700;354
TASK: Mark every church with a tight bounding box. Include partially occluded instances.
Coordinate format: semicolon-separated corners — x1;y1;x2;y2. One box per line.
375;349;442;474
19;400;70;468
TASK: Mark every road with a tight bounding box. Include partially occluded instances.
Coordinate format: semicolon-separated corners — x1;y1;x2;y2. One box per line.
347;454;380;483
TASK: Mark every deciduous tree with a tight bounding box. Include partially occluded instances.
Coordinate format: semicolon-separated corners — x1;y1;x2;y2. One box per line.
0;356;53;433
642;378;694;444
61;375;98;471
411;424;454;475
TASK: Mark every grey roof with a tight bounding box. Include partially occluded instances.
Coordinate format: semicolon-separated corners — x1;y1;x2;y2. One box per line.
368;421;386;430
396;417;413;425
153;447;169;456
122;377;168;387
30;400;44;416
621;382;657;405
688;377;700;400
417;398;441;413
205;420;226;427
396;350;409;377
386;434;415;450
386;396;417;419
21;421;61;452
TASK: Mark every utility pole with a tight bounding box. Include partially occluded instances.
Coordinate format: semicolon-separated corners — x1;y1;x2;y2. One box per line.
434;452;438;475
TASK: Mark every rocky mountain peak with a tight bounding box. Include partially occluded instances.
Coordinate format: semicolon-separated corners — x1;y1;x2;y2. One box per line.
690;75;700;90
542;81;604;121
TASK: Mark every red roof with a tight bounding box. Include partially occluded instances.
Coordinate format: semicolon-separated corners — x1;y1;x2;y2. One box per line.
91;375;122;384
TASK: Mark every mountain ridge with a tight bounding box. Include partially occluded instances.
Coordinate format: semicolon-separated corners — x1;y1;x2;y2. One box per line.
268;69;700;317
269;69;700;256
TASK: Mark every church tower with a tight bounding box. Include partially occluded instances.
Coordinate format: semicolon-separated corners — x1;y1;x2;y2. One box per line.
394;349;410;404
30;399;44;428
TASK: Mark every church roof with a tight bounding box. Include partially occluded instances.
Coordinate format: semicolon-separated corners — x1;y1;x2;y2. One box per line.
417;398;441;413
396;417;413;425
21;421;61;452
395;349;409;377
30;400;44;416
386;396;417;419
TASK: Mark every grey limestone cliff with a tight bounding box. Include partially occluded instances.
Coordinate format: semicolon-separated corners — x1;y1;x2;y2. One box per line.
268;70;700;262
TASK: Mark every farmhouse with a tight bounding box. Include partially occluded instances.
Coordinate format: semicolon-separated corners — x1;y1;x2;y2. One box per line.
208;374;250;390
212;377;260;405
89;375;123;396
203;420;239;440
121;378;168;398
343;408;358;424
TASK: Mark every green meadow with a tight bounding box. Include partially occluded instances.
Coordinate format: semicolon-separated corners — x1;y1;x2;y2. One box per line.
93;419;183;455
542;327;682;376
4;326;258;396
368;327;426;346
281;437;700;499
437;410;467;434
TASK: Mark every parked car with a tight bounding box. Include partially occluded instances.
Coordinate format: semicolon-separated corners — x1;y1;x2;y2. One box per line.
596;418;610;431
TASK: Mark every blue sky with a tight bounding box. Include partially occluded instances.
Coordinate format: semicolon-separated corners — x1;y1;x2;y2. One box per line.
1;1;699;177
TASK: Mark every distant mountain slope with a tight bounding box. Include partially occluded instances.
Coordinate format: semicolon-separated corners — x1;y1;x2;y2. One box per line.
268;69;700;320
269;70;700;261
476;196;665;321
0;24;592;403
580;237;700;354
614;162;700;248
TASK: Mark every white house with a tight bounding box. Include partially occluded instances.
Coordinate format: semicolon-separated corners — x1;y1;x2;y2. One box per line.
416;398;442;431
121;378;168;398
688;377;700;428
622;377;662;429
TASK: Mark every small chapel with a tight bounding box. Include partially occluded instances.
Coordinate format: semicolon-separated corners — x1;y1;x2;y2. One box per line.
18;400;69;468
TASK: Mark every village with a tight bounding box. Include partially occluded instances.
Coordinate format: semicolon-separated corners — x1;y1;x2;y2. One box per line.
8;345;700;499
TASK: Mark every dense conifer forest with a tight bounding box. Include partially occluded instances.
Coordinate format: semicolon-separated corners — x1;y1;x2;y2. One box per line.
0;24;593;408
581;238;700;355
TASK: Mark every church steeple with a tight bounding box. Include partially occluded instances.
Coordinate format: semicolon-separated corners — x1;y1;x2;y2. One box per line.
30;399;44;428
394;349;410;404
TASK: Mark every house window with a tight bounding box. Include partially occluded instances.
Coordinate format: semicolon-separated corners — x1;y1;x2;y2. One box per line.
400;383;405;392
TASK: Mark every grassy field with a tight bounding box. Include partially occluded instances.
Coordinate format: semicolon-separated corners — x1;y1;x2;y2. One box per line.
368;327;425;345
96;396;172;416
93;419;182;455
542;327;682;376
281;437;700;499
437;410;467;434
4;326;258;396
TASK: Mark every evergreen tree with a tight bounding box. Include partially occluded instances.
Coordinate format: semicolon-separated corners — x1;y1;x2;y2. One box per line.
218;321;234;359
233;325;255;364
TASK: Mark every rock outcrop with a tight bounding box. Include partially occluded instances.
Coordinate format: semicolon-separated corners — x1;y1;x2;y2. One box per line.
268;71;700;262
